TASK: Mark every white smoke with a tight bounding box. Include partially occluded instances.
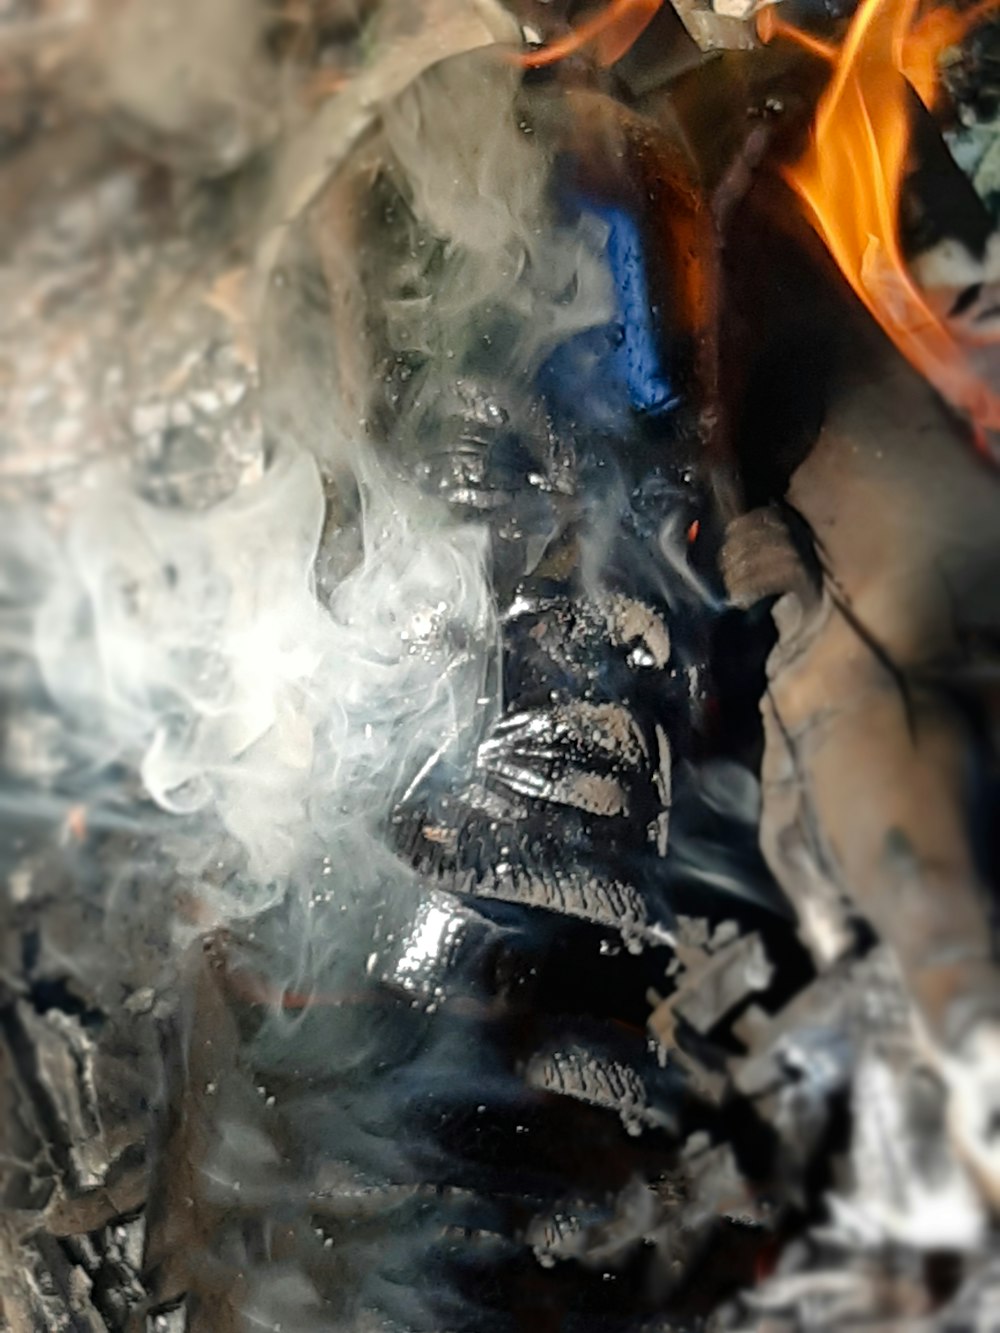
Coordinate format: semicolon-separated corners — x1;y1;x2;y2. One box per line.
0;42;628;962
376;51;617;380
5;444;497;915
0;41;641;947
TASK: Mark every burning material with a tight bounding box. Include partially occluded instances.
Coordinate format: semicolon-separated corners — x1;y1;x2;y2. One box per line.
2;0;1000;1329
759;0;1000;442
518;0;663;67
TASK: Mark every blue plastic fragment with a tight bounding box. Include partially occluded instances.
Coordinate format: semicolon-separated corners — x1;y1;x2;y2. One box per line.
538;200;677;423
597;201;677;415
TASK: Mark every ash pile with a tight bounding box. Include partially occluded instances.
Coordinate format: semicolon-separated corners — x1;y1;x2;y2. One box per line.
3;1;1000;1330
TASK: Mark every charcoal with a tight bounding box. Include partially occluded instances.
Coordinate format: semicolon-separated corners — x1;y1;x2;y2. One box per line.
681;1138;762;1229
14;1004;107;1191
476;699;650;818
732;968;857;1102
42;1159;148;1239
523;1041;678;1137
651;932;774;1041
391;570;684;957
0;1225;109;1332
93;1218;148;1330
0;1023;51;1211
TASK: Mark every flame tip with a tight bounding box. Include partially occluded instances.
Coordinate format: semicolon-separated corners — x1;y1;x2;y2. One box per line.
767;0;1000;440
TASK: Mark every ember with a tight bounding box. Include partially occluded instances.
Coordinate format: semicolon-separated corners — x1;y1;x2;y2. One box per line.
2;0;1000;1329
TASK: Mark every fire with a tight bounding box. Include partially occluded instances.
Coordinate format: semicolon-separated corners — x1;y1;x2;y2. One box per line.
758;0;1000;441
518;0;663;69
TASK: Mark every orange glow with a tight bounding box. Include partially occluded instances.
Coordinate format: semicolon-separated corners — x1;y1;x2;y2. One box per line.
64;803;88;843
902;0;998;104
759;0;1000;438
756;5;837;60
518;0;663;69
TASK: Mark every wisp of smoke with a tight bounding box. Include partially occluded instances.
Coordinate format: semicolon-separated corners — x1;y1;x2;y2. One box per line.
4;444;498;927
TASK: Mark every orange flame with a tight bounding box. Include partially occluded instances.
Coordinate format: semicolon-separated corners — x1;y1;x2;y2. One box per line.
759;0;1000;439
517;0;663;69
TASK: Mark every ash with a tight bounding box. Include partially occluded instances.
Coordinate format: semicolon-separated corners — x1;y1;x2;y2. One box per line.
2;1;1000;1331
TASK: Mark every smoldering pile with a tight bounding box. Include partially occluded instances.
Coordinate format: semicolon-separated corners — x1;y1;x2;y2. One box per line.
2;0;1000;1330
